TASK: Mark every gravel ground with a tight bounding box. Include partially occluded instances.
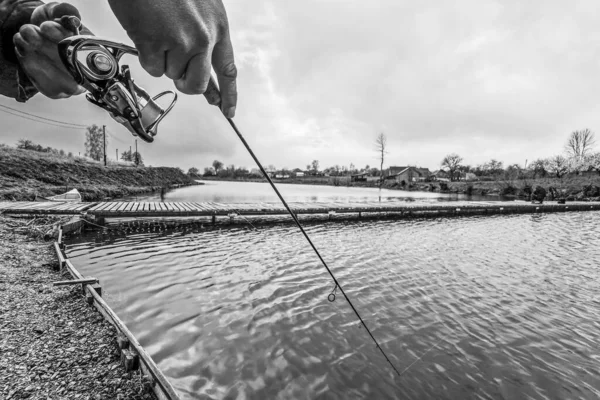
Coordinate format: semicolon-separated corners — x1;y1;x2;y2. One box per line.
0;216;157;400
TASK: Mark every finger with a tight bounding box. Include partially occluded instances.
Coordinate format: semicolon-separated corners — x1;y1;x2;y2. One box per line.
18;25;43;47
49;2;81;20
164;48;189;81
39;21;72;43
13;33;26;57
30;2;59;25
212;35;237;118
174;49;213;95
137;43;166;77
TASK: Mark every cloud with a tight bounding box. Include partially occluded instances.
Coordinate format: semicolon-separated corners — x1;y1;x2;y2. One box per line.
2;0;600;171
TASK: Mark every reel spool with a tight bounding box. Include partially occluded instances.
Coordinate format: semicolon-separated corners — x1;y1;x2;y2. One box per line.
58;36;177;143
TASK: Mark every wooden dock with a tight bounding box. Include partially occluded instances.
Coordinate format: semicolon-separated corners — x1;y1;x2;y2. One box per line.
1;200;600;220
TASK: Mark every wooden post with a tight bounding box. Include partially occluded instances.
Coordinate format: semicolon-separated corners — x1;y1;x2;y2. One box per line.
212;215;216;225
121;348;140;371
54;242;66;271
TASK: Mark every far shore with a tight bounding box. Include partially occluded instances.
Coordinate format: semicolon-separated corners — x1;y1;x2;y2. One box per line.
197;175;600;202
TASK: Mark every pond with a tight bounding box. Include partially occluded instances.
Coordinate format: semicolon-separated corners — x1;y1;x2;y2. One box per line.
66;207;600;399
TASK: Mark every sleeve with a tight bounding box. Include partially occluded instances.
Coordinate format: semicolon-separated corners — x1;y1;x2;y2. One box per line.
0;0;44;102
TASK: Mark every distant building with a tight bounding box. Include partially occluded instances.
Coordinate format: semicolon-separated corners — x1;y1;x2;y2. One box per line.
350;172;368;182
295;172;305;177
394;167;422;184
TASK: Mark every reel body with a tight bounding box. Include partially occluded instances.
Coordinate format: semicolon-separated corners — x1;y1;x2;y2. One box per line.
58;36;177;143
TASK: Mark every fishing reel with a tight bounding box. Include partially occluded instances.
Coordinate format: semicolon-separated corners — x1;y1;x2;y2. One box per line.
58;36;177;143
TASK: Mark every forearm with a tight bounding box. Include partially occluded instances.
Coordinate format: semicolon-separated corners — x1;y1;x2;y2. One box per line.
0;0;94;102
0;0;42;102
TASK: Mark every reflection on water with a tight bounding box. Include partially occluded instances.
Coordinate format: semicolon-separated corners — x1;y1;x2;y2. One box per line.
125;180;510;204
66;211;600;399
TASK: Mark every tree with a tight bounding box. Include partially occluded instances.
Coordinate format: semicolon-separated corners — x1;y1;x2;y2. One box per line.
375;132;387;189
16;139;34;150
582;152;600;174
85;124;105;162
566;129;596;160
188;167;200;176
120;149;133;161
528;159;548;178
133;151;143;166
441;153;463;181
203;167;215;176
546;155;570;178
311;159;319;173
212;160;224;174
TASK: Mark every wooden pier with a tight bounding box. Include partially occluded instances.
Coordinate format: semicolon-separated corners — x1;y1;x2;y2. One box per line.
1;200;600;220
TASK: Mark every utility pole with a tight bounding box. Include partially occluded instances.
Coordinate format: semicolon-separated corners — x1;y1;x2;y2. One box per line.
135;139;138;166
103;125;107;166
116;149;118;161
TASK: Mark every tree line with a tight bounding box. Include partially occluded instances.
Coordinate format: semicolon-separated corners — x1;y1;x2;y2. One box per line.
440;129;600;181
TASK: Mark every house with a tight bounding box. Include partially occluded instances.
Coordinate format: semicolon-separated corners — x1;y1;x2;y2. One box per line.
394;167;422;184
350;172;368;182
387;166;410;177
431;170;450;181
295;171;305;177
465;172;478;181
415;168;431;181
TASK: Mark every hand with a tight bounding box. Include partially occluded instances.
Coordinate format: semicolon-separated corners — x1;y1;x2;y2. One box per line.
13;2;86;99
108;0;238;118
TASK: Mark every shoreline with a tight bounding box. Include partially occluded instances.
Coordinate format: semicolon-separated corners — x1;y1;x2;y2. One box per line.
197;176;600;201
0;216;157;400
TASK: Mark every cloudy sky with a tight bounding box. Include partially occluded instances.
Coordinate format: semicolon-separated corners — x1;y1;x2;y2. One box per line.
2;0;600;172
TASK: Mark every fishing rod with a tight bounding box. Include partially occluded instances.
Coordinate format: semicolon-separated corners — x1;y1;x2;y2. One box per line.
56;18;401;377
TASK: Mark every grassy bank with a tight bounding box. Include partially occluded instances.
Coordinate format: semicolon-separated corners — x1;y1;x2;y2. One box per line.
0;147;197;201
439;176;600;200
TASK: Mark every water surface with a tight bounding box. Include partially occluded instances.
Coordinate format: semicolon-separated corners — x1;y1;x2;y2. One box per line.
67;211;600;399
126;180;508;203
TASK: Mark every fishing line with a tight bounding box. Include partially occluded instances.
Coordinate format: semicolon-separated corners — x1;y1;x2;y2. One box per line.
225;117;401;376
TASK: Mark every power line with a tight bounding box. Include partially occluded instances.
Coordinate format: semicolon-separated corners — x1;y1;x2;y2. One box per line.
0;102;87;127
0;107;85;130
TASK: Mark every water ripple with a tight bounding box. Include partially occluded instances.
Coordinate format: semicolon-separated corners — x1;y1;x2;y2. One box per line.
66;211;600;399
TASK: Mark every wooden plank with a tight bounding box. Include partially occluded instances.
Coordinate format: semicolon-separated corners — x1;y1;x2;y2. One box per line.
92;202;114;212
63;259;179;400
116;202;129;212
177;203;192;212
53;277;99;286
108;202;124;212
53;242;65;270
87;202;108;212
163;203;175;212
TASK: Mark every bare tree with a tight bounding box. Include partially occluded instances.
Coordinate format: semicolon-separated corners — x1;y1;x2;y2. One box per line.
441;153;463;181
565;129;596;160
375;132;387;190
546;155;570;178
